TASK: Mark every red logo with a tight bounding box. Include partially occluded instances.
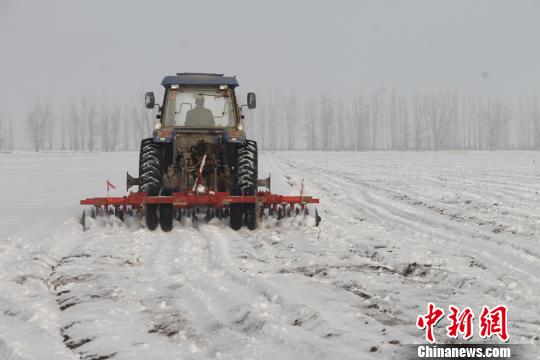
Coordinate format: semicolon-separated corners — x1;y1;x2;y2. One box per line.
416;303;445;343
446;306;474;340
479;305;509;342
417;304;508;343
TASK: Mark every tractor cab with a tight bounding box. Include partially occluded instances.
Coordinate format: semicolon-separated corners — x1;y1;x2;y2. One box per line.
145;73;256;131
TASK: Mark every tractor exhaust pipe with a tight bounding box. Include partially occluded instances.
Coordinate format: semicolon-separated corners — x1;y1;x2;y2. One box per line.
126;172;139;191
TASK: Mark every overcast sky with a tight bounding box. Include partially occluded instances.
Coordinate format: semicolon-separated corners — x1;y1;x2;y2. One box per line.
1;0;540;116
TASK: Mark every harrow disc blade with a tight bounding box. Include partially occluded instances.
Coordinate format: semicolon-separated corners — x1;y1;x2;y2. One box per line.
80;210;87;231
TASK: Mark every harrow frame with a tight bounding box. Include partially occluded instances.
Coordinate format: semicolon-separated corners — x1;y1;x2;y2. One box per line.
81;191;319;208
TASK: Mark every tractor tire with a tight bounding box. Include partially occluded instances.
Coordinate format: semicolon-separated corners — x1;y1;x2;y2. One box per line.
237;140;258;194
146;194;159;231
230;187;243;230
244;192;257;230
139;139;162;231
139;138;162;193
230;140;258;230
159;189;174;232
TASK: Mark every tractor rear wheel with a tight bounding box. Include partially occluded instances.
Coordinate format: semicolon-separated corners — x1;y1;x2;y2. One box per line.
139;139;162;230
159;189;174;232
139;138;162;193
146;203;159;231
230;140;258;231
229;187;243;230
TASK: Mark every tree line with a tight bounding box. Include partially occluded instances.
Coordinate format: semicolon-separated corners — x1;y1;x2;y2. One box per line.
1;91;539;151
248;90;540;151
0;97;153;152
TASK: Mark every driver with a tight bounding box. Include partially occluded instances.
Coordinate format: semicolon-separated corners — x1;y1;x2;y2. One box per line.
185;95;215;126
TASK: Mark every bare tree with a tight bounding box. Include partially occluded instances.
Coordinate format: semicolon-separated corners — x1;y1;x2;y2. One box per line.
109;103;122;151
60;114;67;150
285;91;297;150
334;97;345;150
370;95;382;150
0;110;5;149
388;91;410;150
81;97;98;152
478;96;511;150
46;113;55;150
8;116;14;150
133;105;151;149
100;105;111;151
68;102;81;151
25;101;51;151
525;95;540;149
304;97;317;150
319;93;334;151
350;96;370;150
266;91;278;150
415;92;458;150
397;95;410;150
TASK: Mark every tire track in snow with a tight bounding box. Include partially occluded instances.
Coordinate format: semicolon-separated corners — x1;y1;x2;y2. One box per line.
280;158;540;280
269;154;540;343
197;224;387;359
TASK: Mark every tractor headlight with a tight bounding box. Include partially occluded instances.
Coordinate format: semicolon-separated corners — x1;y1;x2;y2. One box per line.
237;122;244;131
154;122;162;130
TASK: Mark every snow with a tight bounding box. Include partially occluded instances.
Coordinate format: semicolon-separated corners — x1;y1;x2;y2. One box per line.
0;151;539;359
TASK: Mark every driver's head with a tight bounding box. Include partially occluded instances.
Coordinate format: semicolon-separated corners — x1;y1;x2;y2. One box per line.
195;95;204;107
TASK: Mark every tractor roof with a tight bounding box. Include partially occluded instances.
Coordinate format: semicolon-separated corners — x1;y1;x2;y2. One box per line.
161;73;239;88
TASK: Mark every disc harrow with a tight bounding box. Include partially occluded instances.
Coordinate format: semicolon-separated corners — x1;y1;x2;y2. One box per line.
80;190;320;231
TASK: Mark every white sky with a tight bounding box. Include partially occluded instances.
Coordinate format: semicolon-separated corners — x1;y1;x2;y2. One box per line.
1;0;540;117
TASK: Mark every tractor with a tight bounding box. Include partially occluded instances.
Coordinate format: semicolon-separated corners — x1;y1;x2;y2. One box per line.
81;73;319;232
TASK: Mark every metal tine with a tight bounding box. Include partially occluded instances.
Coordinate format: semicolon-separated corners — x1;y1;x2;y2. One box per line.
277;205;283;220
295;205;300;216
80;210;86;231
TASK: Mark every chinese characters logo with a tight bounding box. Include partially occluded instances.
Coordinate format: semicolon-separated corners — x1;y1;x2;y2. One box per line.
416;303;508;343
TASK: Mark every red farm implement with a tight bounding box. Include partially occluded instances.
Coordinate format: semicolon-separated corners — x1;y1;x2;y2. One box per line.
80;190;320;231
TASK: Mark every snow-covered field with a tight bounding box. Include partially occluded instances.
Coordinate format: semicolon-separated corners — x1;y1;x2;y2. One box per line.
0;151;539;360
